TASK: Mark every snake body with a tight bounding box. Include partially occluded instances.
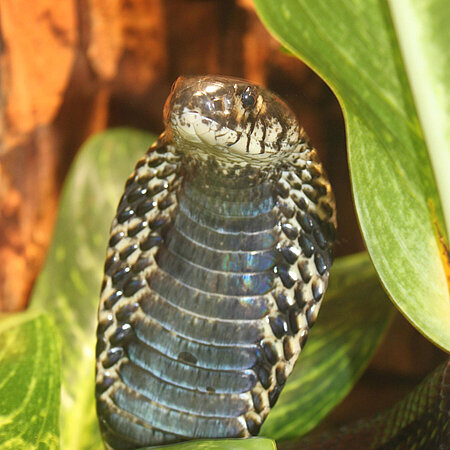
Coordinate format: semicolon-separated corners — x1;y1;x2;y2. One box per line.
95;76;336;448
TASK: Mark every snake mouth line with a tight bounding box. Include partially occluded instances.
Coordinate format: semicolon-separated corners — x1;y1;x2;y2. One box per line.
169;110;282;163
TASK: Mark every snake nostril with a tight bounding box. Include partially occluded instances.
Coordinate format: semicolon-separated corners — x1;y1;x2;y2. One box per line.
213;99;224;110
204;97;224;114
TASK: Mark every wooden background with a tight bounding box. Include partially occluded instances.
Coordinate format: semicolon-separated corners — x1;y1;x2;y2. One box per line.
0;0;445;434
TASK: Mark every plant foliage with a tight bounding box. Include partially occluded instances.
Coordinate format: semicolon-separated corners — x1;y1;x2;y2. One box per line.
254;0;450;351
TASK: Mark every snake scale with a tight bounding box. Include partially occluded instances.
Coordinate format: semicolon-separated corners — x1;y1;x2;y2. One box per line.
95;75;337;449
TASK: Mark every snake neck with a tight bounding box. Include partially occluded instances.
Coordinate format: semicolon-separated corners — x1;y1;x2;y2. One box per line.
179;146;285;192
182;167;276;218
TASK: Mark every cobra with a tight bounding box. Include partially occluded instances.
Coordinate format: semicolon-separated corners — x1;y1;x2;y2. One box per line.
95;75;337;448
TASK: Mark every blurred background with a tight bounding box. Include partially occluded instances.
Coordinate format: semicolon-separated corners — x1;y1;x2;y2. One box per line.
0;0;445;433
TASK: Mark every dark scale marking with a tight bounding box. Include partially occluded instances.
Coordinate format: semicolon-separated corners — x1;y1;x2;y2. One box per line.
178;351;198;365
128;221;148;237
156;144;169;154
288;309;299;334
269;315;288;339
312;279;325;302
125;176;135;188
299;169;312;183
275;181;290;198
158;196;174;210
127;186;148;203
103;347;124;368
120;244;138;260
111;266;131;288
137;174;152;186
262;341;278;365
314;253;328;275
281;222;298;240
245;106;258;153
291;180;303;191
97;316;113;336
298;260;312;283
104;254;119;274
158;164;178;178
132;257;151;274
307;164;321;178
314;228;327;250
117;208;135;224
116;302;139;322
306;304;319;328
136;159;146;169
274;291;290;312
96;338;106;357
148;182;168;196
252;393;263;413
275;119;287;152
104;291;123;309
123;278;145;297
109;231;124;247
256;364;271;389
269;386;281;407
276;367;286;386
298;233;315;258
278;202;295;219
116;194;128;214
312;180;328;196
96;76;336;448
282;337;295;360
300;329;309;348
96;374;115;394
321;202;334;220
149;216;168;231
259;121;267;154
294;286;306;309
302;184;320;203
293;195;307;211
110;323;134;346
246;417;261;436
276;264;296;289
136;200;156;216
297;211;314;233
147;157;165;168
280;246;299;265
140;234;162;251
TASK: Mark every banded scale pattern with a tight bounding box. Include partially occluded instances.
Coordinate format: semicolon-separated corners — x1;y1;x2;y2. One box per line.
96;76;336;449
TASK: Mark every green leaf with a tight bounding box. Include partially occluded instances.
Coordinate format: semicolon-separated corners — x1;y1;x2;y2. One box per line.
0;312;60;449
150;438;276;450
30;128;157;449
253;0;450;350
261;252;394;440
388;0;450;234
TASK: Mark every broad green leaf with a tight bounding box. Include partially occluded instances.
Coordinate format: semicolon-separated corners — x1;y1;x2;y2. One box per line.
0;312;60;449
30;129;157;449
253;0;450;350
151;438;276;450
389;0;450;233
261;252;394;440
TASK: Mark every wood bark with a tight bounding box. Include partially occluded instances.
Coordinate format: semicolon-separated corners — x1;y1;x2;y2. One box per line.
0;0;358;312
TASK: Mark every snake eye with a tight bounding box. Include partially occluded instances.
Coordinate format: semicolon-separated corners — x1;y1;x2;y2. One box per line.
241;87;257;108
